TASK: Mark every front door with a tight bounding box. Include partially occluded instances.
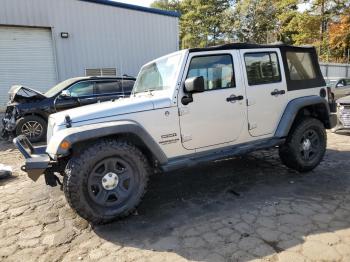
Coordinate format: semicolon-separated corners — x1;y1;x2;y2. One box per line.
54;81;96;112
179;51;246;150
240;49;287;137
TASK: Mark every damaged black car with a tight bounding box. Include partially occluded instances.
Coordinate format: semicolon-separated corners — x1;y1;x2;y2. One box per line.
2;76;135;142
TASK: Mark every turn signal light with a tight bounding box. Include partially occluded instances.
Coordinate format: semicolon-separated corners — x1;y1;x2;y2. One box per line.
60;140;71;150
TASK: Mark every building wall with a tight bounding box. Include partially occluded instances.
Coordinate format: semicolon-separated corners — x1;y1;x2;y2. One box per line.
0;0;179;81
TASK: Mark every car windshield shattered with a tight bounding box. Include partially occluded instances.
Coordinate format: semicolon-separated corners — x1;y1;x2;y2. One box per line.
133;53;181;94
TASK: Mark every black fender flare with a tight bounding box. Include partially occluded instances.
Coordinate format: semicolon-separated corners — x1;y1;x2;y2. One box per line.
51;121;168;164
274;96;330;138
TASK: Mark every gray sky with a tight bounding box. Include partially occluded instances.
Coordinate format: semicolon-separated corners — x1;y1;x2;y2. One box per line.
113;0;153;7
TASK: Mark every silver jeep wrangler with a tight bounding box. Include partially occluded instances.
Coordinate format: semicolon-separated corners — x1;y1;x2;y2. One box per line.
15;43;337;224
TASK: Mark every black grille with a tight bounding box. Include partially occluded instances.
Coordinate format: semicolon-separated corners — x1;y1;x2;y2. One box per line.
339;105;350;128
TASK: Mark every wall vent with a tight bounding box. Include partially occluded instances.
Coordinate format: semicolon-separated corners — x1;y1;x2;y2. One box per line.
85;68;117;76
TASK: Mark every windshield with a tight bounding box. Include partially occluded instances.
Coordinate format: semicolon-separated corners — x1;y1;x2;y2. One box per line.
133;53;181;94
44;78;79;97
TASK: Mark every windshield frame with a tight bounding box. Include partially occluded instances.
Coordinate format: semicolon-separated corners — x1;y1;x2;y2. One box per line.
132;51;185;96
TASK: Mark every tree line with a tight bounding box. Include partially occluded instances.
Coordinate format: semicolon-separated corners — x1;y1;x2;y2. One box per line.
151;0;350;63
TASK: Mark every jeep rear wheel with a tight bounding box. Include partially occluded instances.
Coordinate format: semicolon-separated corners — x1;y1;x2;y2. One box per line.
279;117;326;172
63;139;150;224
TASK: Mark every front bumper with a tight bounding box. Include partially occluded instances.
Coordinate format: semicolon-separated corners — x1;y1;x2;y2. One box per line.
2;106;17;139
13;135;51;181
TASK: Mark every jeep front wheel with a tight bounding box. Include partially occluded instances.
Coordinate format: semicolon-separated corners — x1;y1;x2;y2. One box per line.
279;117;326;172
63;139;150;224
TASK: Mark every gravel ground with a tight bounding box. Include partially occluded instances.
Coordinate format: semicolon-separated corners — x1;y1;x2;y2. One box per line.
0;131;350;261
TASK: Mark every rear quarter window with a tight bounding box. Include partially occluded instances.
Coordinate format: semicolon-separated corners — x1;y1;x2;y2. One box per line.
286;52;316;80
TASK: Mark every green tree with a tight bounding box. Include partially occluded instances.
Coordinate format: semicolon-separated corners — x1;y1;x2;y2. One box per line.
150;0;182;12
233;0;278;44
151;0;233;48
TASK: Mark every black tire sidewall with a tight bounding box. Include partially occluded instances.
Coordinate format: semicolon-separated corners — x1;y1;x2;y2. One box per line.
16;115;47;143
64;140;149;223
280;118;326;172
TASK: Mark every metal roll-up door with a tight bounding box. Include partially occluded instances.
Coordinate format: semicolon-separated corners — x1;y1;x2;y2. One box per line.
0;26;57;107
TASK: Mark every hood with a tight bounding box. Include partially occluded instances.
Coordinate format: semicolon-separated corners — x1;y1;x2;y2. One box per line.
51;92;173;127
8;85;46;103
337;95;350;104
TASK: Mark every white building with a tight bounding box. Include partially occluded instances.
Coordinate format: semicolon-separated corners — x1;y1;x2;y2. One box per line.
0;0;179;106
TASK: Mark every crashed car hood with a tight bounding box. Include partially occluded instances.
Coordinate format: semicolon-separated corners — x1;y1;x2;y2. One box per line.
8;85;46;103
337;95;350;104
51;92;173;127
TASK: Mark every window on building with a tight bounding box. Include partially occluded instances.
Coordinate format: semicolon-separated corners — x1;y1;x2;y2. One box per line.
187;54;235;91
244;52;281;85
286;52;316;80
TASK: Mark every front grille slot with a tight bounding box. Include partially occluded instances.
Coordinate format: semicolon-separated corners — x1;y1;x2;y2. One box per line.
339;105;350;128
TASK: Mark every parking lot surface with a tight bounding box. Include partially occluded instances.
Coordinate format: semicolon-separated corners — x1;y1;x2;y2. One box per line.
0;131;350;262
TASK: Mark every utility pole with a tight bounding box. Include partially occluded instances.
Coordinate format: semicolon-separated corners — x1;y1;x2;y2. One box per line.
348;49;350;64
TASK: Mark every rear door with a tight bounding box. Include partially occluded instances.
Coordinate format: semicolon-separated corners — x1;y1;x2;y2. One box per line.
240;49;287;137
95;80;124;102
54;81;95;111
95;80;135;101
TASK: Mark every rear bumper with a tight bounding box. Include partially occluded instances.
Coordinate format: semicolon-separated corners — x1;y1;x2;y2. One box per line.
13;135;51;181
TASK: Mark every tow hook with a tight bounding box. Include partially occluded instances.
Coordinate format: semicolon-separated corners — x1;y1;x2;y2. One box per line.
44;171;62;187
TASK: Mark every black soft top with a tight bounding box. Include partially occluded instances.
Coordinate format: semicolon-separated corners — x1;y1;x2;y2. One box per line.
189;43;325;91
189;43;315;53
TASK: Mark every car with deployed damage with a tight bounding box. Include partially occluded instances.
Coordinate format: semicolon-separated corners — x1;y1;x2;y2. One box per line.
14;43;336;224
332;95;350;132
2;76;135;142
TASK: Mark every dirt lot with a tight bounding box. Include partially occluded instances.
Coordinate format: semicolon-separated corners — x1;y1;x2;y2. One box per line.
0;131;350;262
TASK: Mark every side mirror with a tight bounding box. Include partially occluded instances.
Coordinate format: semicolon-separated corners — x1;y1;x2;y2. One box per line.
184;76;205;93
336;83;344;88
60;90;71;97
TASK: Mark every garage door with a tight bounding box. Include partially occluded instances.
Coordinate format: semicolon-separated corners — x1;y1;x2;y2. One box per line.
0;26;57;107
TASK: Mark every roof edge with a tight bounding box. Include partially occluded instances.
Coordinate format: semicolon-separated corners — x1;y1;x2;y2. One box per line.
79;0;180;18
189;43;316;52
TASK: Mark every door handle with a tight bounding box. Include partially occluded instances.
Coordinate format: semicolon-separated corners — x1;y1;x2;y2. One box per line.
271;89;286;96
226;95;244;102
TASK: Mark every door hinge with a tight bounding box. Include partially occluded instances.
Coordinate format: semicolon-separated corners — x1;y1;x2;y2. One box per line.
178;107;190;116
248;123;257;130
181;134;192;142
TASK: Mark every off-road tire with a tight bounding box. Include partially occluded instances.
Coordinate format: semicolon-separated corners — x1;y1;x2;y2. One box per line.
63;139;151;224
279;117;327;172
16;115;47;143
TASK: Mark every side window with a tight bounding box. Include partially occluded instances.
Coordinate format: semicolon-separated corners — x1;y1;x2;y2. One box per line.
187;54;235;91
286;52;316;80
68;82;94;97
120;80;135;93
95;81;122;94
244;52;281;85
